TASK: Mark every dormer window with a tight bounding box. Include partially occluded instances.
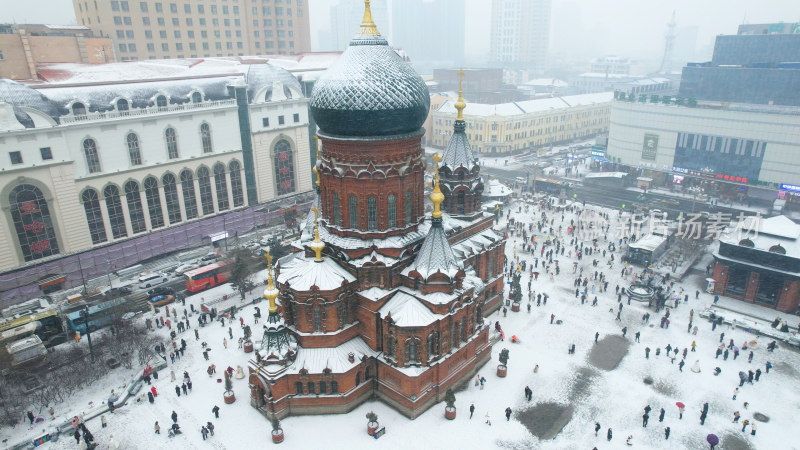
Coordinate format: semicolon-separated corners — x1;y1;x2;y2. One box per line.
116;99;129;112
72;102;87;116
156;95;168;108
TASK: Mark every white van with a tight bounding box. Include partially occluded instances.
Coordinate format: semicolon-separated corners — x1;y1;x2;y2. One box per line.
138;273;168;289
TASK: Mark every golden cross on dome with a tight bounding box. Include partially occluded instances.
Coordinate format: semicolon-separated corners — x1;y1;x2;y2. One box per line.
430;152;444;219
455;68;467;121
311;204;319;224
359;0;380;36
264;251;274;285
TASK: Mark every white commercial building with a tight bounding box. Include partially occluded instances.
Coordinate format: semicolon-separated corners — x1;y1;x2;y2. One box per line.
0;58;313;302
607;97;800;190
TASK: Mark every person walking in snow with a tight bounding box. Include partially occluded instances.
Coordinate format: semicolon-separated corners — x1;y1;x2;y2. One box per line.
171;411;178;423
505;407;512;421
154;421;160;434
485;413;491;426
212;405;220;418
595;422;601;436
223;337;228;349
469;403;475;419
174;385;181;397
642;413;649;427
659;408;665;422
645;347;650;359
664;427;670;440
607;428;613;441
524;386;532;401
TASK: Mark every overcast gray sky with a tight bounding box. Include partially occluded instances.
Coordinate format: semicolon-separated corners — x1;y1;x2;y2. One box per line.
3;0;797;61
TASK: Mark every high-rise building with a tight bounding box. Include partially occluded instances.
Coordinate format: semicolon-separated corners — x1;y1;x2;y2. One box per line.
489;0;551;72
0;24;114;80
392;0;465;71
71;0;311;61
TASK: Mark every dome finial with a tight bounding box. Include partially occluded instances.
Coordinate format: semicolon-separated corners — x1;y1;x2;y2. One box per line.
263;251;279;313
430;152;444;219
313;135;320;188
309;205;325;262
359;0;381;36
455;68;466;121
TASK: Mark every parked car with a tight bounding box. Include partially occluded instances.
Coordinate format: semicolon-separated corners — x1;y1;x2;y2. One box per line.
138;273;169;289
174;262;200;275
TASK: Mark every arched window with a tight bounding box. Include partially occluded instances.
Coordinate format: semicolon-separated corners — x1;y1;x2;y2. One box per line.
124;181;146;233
83;138;101;173
10;184;60;261
450;321;458;350
197;167;214;215
331;381;339;394
348;195;358;229
200;123;213;153
213;163;229;211
365;367;372;379
406;339;419;364
427;331;440;359
104;185;127;238
72;102;87;116
319;381;327;394
355;372;361;386
127;133;142;166
367;197;377;230
165;127;179;159
116;98;129;113
82;189;107;244
457;191;465;214
738;239;754;248
156;95;168;108
337;301;347;328
488;255;494;278
295;382;303;395
307;382;315;395
405;191;412;225
143;177;164;228
460;317;466;342
162;173;181;224
313;305;322;332
191;91;203;103
273;140;295;196
385;333;396;357
332;193;341;226
229;161;244;207
180;170;198;220
387;194;396;228
769;245;786;255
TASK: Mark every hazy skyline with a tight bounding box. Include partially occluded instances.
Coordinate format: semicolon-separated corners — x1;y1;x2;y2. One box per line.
2;0;797;64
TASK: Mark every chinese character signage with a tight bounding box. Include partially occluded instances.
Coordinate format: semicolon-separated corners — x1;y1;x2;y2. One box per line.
780;183;800;193
642;134;658;161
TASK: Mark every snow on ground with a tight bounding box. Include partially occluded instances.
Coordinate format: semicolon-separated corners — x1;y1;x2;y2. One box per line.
5;199;800;450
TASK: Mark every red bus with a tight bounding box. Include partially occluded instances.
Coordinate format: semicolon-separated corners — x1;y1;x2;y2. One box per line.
184;261;232;293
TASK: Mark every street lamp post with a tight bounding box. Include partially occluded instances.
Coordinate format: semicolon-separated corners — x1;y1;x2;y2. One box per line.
80;306;94;362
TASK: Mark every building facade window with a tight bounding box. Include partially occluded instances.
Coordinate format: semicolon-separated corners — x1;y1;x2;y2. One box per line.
197;167;214;215
200;123;213;153
331;381;338;394
10;185;60;261
82;189;107;244
229;161;244;207
104;185;127;238
143;177;164;228
295;382;303;395
318;381;326;394
405;191;412;225
116;98;129;112
387;194;396;228
126;133;142;166
332;192;341;226
273;140;295;196
406;338;419;364
385;333;396;357
156;95;167;108
83;138;101;173
367;197;377;230
180;169;198;220
72;102;87;116
307;382;315;395
213;163;229;211
191;92;202;103
348;194;357;229
313;305;322;332
124;181;146;233
427;331;440;359
162;173;181;224
165;127;178;158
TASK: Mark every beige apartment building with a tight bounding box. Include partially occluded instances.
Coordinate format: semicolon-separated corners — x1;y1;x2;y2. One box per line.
430;92;613;155
72;0;311;61
0;24;113;80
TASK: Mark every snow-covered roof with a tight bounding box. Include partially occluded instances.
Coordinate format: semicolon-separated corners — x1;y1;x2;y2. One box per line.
584;171;628;179
437;92;612;118
451;229;503;259
719;215;800;259
379;291;439;327
441;121;476;171
288;336;377;374
523;78;569;88
350;250;399;268
405;219;462;281
277;252;356;291
629;234;666;251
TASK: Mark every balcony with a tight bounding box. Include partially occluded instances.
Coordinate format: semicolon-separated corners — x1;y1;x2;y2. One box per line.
60;99;237;124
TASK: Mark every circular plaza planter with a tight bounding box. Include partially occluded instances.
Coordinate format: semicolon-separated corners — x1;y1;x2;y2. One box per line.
497;364;507;377
224;391;236;404
367;422;379;436
511;303;521;312
271;429;284;443
445;406;457;420
244;341;254;353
